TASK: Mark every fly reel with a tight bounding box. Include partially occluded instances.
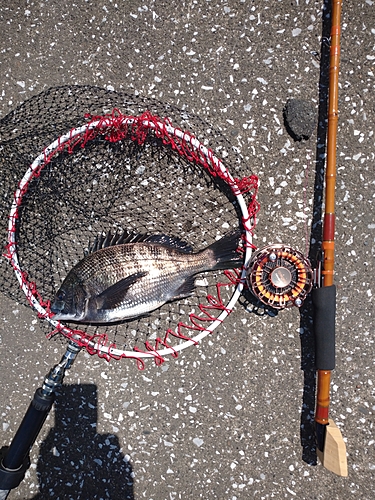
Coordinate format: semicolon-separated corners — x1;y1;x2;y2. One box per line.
246;244;313;310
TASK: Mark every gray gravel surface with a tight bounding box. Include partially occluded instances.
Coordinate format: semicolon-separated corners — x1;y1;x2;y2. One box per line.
0;1;374;499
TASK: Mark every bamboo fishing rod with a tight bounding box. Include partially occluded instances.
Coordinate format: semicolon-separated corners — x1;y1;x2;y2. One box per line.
313;0;347;476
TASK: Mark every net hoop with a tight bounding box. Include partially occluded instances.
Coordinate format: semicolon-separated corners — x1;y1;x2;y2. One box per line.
6;111;258;367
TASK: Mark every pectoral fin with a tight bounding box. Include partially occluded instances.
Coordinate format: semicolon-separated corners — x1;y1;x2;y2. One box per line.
96;271;148;310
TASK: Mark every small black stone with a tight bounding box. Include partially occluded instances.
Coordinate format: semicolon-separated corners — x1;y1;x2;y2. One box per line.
283;99;316;141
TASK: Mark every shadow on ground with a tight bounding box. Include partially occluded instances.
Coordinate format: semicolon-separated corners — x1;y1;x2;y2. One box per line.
31;384;134;500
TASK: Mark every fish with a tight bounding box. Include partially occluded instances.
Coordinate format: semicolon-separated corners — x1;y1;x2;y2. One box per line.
50;229;243;324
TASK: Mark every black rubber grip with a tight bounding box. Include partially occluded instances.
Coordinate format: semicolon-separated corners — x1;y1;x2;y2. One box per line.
312;285;336;370
1;389;54;471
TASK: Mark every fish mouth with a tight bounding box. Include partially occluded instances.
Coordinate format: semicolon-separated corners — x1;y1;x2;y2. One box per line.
50;300;65;315
50;301;82;321
51;310;84;322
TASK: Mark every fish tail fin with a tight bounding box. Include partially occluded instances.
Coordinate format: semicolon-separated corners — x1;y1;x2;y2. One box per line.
205;229;243;271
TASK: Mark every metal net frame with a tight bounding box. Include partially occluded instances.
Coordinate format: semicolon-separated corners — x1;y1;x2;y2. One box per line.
1;88;259;369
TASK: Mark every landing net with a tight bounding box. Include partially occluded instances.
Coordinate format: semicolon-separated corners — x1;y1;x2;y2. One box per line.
0;86;259;369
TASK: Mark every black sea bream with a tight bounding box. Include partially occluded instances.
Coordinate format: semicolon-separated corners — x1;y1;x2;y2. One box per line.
51;230;242;324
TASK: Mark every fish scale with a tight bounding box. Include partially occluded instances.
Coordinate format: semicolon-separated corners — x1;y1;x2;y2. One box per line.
80;244;207;285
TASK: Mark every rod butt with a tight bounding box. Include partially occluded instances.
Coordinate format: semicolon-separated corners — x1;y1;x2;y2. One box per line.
316;419;348;477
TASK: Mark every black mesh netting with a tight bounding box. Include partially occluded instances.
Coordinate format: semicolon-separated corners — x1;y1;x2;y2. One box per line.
0;85;257;364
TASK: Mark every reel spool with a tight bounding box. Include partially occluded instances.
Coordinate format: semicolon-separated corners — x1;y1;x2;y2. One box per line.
246;244;313;310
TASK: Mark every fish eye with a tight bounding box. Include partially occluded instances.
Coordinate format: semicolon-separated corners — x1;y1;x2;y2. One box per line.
56;290;66;301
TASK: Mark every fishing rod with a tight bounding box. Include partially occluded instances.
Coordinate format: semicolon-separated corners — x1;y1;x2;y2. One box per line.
312;0;347;476
246;0;347;475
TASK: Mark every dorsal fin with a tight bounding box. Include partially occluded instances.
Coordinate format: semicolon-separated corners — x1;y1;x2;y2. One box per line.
85;230;193;255
85;230;151;255
145;234;193;253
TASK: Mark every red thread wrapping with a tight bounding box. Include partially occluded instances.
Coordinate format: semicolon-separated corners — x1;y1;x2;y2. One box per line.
8;109;259;368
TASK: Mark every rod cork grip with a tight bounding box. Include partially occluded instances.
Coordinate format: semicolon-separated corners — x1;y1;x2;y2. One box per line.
312;285;336;370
